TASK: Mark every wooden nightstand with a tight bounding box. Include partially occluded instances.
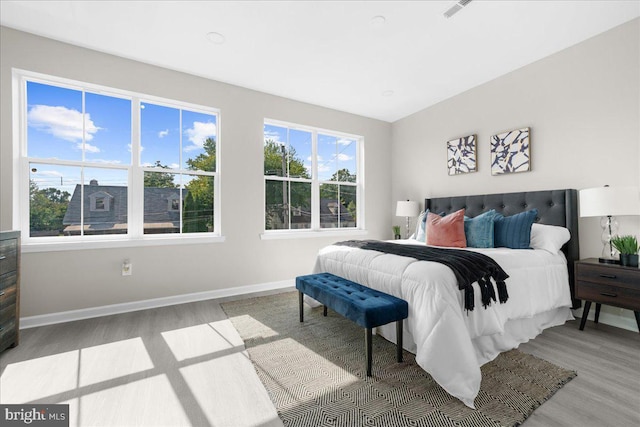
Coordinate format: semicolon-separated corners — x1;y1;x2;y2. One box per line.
574;258;640;332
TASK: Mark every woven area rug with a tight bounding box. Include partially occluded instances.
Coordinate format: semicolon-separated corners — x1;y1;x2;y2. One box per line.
222;291;576;427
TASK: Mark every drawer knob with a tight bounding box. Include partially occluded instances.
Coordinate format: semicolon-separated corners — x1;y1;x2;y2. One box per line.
599;274;617;279
600;292;617;297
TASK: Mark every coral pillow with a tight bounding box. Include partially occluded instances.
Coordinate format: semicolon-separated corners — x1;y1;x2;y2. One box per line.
426;209;467;248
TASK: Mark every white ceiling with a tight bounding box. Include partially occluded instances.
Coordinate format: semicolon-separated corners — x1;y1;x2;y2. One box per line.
1;1;638;122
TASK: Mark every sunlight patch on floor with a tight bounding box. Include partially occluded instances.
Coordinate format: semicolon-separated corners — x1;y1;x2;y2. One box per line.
180;353;281;427
227;314;280;340
160;320;243;361
79;337;154;387
1;350;79;403
61;375;190;427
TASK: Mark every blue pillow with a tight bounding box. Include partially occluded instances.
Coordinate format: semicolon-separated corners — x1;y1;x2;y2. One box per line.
493;209;538;249
464;210;496;248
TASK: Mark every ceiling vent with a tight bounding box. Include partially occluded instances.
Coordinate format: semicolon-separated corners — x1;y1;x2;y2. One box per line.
444;0;473;19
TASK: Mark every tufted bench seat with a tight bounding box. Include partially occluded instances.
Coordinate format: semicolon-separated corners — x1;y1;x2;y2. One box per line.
296;272;409;376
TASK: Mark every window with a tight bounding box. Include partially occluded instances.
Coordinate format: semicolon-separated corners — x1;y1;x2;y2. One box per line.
17;71;220;243
264;120;362;232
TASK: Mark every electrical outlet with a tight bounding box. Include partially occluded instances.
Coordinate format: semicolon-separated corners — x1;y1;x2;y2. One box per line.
122;260;132;276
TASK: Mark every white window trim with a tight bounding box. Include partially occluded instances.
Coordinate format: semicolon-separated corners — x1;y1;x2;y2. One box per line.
261;118;365;238
12;68;223;250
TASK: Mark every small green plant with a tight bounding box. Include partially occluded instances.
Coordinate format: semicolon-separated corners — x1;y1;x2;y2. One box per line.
392;225;401;237
611;235;639;255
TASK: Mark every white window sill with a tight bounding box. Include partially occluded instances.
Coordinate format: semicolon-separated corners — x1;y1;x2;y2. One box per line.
22;235;226;253
260;229;368;240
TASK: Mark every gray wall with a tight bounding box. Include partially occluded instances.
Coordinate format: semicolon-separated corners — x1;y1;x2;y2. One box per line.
0;27;392;317
391;19;640;328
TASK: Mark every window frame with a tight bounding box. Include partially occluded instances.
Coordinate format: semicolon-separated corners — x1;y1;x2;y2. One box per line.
13;69;223;251
262;118;365;237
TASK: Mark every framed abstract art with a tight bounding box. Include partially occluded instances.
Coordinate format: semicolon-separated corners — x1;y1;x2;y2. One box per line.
447;134;476;175
490;127;530;175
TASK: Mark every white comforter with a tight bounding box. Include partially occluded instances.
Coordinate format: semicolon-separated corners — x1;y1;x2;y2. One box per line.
312;240;573;408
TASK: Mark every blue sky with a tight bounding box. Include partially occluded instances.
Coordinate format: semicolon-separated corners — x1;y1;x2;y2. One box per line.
27;81;216;193
263;123;357;181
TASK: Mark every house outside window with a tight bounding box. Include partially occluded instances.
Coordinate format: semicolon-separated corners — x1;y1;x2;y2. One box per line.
264;119;362;233
16;70;220;243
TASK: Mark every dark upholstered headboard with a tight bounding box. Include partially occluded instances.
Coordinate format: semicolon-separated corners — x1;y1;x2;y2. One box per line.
426;189;580;308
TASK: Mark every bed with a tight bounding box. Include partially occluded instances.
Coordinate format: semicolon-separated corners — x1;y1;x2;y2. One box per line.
312;189;579;408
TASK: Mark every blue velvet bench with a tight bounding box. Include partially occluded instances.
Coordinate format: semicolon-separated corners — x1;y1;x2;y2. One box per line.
296;272;409;376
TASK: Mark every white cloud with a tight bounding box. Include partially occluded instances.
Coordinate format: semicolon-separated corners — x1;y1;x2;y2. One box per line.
158;129;169;138
76;142;101;153
337;138;353;146
28;105;100;143
184;121;216;152
87;159;122;165
264;130;283;144
336;153;353;161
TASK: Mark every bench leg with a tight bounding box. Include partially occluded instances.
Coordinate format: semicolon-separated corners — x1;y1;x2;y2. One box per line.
299;291;304;323
323;305;328;317
365;328;372;377
396;320;403;363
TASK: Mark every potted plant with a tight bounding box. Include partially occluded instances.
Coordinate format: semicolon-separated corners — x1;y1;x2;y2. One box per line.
392;225;402;240
611;235;639;267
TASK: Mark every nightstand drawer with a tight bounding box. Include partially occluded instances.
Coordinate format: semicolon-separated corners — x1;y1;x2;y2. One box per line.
0;284;17;310
1;271;17;291
576;263;638;289
0;318;17;347
575;280;640;310
0;239;17;276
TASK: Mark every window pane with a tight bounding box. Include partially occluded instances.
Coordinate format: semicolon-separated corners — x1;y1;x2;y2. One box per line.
29;163;79;237
318;134;338;181
140;102;180;169
85;92;131;165
27;81;83;161
336;137;357;182
82;168;128;235
290;182;311;229
289;129;312;179
319;183;339;228
144;171;180;234
182;174;214;233
182;110;217;171
320;184;356;228
264;124;287;177
340;185;357;227
265;180;289;230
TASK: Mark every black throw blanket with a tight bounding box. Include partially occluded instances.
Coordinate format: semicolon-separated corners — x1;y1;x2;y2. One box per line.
334;240;509;312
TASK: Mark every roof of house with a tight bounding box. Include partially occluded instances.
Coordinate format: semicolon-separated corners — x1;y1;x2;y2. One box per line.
63;182;185;229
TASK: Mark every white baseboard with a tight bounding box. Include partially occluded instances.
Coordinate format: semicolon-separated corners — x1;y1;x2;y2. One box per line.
572;307;638;332
20;279;295;329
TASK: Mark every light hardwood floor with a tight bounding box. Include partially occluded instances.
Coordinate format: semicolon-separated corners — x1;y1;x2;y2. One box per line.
2;290;639;426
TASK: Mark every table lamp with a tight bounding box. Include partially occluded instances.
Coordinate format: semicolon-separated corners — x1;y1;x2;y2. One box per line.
579;185;640;263
396;200;419;239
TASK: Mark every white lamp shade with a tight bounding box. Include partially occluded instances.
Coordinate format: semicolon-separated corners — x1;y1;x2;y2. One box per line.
579;186;640;217
396;200;419;217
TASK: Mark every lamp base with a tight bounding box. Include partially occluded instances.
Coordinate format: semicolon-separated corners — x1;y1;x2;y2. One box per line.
598;257;620;265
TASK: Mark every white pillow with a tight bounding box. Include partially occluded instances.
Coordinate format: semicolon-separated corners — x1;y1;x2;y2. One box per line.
530;223;570;254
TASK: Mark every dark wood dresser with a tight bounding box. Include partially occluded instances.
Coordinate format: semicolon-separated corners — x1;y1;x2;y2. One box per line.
1;230;20;352
575;258;639;332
